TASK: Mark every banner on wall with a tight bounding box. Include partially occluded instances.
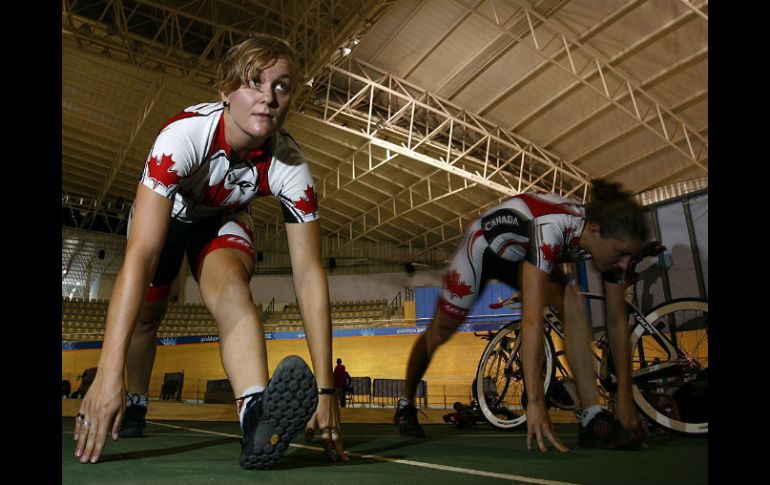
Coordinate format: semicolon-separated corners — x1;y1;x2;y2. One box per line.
60;318;519;351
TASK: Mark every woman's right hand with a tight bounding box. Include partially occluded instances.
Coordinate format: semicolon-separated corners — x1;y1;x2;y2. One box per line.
525;401;569;453
74;373;126;464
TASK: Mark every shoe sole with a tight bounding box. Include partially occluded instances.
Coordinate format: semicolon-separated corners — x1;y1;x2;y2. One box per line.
240;356;318;470
394;410;427;438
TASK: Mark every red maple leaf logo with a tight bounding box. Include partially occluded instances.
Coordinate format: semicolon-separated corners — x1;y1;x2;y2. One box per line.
293;185;318;215
147;153;180;190
540;243;561;263
446;270;473;300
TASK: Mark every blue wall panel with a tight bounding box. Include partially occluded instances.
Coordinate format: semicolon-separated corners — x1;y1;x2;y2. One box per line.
414;282;521;324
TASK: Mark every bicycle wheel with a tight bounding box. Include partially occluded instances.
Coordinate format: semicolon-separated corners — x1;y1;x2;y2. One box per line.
546;350;578;411
629;298;708;435
474;323;554;429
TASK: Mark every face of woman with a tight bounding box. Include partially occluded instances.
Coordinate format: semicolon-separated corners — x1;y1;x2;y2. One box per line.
221;57;292;152
590;234;644;273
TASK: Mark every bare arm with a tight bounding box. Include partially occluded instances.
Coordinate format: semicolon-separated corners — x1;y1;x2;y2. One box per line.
285;221;348;461
74;184;173;463
604;280;641;429
520;262;548;406
286;221;333;389
521;262;569;452
100;185;173;376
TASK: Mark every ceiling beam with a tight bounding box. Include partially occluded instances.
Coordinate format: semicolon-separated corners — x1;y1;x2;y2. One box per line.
303;58;592;201
507;8;702;132
568;89;707;168
436;0;576;99
546;50;708;150
677;0;708;22
95;74;167;209
454;0;707;174
474;0;645;115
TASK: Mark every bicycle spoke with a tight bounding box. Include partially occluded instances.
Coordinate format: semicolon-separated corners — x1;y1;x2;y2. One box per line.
630;299;708;435
475;325;552;429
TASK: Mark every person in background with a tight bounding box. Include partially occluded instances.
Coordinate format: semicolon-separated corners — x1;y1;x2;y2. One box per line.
394;179;649;452
333;358;347;408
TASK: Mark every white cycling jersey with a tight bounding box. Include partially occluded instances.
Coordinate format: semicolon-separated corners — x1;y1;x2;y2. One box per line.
139;102;319;224
438;193;623;320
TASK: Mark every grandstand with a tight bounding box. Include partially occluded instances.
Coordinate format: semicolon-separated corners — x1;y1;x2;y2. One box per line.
62;297;399;340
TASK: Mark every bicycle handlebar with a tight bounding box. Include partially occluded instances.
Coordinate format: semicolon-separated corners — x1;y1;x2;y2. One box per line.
638;240;666;260
626;240;668;277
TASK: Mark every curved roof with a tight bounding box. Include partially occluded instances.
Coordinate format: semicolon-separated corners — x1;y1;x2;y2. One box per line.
61;0;707;293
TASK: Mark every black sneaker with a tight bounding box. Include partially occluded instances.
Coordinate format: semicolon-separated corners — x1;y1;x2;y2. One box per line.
239;355;318;470
578;410;618;449
394;398;426;438
579;410;647;449
119;394;147;438
612;423;647;450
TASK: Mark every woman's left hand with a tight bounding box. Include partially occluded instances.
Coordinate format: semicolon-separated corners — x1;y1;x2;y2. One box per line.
304;393;350;462
614;391;642;431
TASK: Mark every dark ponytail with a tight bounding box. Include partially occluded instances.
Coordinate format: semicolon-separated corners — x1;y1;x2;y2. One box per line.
585;178;647;241
592;178;623;201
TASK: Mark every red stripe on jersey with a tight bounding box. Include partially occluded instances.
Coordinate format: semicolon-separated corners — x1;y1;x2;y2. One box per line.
202;177;236;206
194;235;255;280
144;285;171;302
438;298;469;320
497;239;528;256
234;221;254;240
159;111;200;132
517;194;581;218
469;229;485;250
252;151;273;196
207;113;230;158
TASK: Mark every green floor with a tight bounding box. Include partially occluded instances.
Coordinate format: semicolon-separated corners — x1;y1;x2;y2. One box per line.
62;417;707;485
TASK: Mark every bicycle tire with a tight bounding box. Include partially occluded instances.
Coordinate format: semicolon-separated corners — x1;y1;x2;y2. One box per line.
629;298;708;435
546;350;578;411
474;323;554;429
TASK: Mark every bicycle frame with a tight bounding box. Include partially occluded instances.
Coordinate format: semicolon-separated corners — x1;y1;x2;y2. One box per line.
484;291;695;411
474;241;707;434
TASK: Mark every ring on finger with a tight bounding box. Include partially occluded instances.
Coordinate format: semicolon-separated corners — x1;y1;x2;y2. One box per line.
82;420;90;427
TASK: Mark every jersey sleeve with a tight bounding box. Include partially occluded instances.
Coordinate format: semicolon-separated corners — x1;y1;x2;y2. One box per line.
139;121;199;199
527;217;568;275
271;130;320;223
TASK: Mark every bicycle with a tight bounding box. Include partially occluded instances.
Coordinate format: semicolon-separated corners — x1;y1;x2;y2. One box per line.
473;242;708;436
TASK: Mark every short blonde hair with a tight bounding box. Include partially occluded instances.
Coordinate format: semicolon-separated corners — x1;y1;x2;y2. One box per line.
216;34;299;96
